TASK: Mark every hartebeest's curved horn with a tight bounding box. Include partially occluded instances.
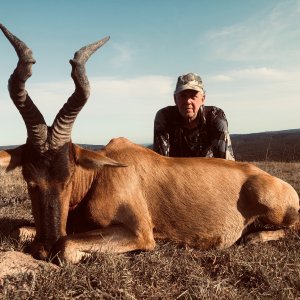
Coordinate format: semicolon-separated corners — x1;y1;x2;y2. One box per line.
0;24;48;152
50;36;110;150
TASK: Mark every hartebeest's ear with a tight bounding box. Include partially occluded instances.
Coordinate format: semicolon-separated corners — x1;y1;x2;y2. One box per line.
73;145;127;169
0;145;24;171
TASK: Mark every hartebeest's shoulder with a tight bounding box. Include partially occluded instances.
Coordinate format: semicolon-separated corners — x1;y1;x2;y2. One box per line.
102;137;152;156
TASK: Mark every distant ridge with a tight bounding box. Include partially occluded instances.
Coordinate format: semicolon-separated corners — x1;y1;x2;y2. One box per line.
0;145;19;150
231;128;300;162
232;128;300;136
1;128;299;162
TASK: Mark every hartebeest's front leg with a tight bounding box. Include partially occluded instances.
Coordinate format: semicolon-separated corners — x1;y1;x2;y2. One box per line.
54;225;156;264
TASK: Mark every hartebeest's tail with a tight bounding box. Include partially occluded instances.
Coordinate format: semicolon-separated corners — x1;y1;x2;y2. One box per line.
0;23;109;152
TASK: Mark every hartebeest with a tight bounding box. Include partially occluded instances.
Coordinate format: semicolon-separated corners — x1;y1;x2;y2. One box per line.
0;25;299;264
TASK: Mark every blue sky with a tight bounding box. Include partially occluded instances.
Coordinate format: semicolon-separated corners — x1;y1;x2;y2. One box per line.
0;0;299;145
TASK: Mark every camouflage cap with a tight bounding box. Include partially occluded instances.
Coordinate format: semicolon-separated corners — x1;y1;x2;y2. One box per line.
174;72;204;95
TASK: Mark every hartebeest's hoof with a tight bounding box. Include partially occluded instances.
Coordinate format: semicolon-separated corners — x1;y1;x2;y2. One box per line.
244;229;286;245
51;238;92;265
59;249;92;265
10;226;36;243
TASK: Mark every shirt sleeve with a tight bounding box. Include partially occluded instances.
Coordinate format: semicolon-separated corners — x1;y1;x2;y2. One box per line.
153;109;170;156
210;111;235;160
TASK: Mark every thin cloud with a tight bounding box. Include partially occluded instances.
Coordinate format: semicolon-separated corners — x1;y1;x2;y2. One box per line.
229;67;288;81
110;42;134;68
210;67;300;82
87;75;174;118
209;75;233;82
207;25;247;40
205;1;300;62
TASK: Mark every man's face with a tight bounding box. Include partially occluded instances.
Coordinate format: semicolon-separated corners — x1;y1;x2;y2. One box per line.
174;89;205;122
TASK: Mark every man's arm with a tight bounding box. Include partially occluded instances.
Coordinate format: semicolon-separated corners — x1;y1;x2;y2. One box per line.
210;111;235;160
153;109;170;156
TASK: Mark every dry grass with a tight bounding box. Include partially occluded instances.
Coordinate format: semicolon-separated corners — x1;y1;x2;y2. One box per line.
1;162;300;299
